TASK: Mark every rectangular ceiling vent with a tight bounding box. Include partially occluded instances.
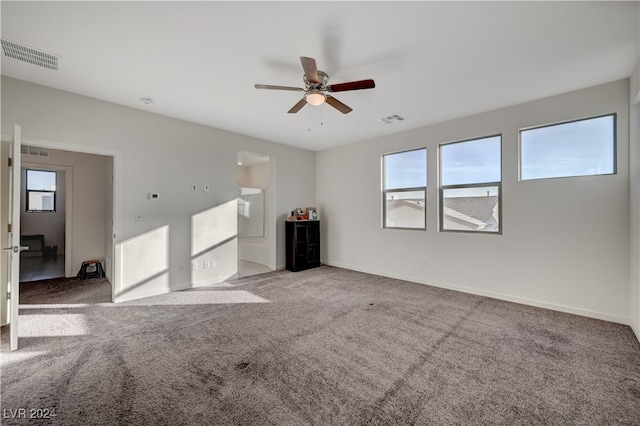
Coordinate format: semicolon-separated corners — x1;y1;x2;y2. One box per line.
21;145;50;157
1;39;58;71
378;114;406;124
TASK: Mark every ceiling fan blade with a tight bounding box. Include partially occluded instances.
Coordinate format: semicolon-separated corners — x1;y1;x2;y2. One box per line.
327;79;375;92
287;97;307;114
300;56;319;84
325;95;352;114
255;84;304;91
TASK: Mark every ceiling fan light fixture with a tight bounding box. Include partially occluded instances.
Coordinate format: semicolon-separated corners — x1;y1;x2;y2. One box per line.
305;92;326;106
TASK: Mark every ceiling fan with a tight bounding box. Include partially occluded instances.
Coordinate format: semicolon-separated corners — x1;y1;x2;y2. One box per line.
255;56;375;114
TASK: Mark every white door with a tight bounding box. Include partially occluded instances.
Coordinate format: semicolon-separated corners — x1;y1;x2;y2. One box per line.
5;125;25;350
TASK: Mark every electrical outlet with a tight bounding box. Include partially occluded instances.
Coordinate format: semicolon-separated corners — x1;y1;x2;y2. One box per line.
204;261;211;269
135;214;145;223
191;262;198;271
178;265;185;273
421;259;428;269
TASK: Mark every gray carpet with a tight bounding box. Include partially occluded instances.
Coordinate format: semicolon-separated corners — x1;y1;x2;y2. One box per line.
1;266;639;425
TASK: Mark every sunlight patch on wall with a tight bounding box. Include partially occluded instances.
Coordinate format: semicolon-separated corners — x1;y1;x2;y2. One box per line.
119;225;170;296
191;237;237;286
191;200;237;256
191;200;238;285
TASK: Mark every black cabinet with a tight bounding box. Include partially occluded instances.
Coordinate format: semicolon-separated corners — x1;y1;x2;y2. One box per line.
285;221;320;272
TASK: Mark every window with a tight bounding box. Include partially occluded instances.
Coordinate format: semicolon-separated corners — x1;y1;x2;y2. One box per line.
383;148;427;229
26;169;56;212
439;135;501;233
520;114;616;180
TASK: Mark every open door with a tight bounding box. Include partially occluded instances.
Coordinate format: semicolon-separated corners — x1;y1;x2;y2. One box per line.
3;125;26;350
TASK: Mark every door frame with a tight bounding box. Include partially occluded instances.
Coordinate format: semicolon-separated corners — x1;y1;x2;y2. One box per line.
5;134;123;303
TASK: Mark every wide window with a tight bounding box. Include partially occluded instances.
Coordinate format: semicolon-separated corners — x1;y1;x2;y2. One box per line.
383;148;427;230
520;114;616;180
439;135;501;233
26;169;56;212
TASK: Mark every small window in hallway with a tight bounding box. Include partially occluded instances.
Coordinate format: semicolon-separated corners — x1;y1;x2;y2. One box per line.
26;169;56;212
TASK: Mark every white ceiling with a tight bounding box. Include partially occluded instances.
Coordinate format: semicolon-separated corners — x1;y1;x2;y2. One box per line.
1;1;638;152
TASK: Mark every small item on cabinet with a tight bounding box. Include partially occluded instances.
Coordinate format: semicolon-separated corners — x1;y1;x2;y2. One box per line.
306;207;318;220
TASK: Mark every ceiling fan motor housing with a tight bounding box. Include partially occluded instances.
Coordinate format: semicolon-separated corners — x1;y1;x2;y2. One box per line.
304;71;329;90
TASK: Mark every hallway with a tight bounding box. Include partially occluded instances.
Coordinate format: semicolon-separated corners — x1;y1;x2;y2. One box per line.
20;255;65;282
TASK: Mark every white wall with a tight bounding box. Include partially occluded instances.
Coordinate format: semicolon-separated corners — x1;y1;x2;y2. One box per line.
318;79;630;324
104;156;114;281
1;76;315;302
630;61;640;339
238;162;269;189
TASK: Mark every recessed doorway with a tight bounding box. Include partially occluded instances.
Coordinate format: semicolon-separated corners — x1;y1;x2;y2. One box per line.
237;151;274;277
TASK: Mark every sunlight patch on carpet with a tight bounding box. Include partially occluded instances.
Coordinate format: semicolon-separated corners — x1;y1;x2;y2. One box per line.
1;350;50;367
121;290;270;305
19;313;89;337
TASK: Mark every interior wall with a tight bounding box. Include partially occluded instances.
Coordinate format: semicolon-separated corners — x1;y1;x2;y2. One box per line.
237;162;269;189
19;150;109;276
317;79;630;324
630;60;640;339
20;168;66;256
104;156;114;282
1;76;315;302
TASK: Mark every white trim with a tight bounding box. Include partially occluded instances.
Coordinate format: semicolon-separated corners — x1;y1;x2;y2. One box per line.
321;259;633;327
631;318;640;343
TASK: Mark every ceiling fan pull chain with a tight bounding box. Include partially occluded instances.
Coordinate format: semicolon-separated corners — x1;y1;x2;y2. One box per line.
321;104;324;126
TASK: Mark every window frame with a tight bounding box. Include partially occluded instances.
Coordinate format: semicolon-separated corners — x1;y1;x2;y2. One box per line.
518;113;617;181
438;134;502;235
382;147;427;231
26;169;57;213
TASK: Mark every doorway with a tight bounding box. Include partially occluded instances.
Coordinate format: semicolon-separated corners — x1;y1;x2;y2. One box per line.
237;151;273;277
20;165;68;281
16;145;115;290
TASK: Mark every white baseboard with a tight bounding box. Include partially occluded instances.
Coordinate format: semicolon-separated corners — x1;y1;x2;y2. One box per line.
321;260;633;328
630;318;640;343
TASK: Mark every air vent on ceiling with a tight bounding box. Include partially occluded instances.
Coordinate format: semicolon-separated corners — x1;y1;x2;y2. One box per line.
1;39;58;71
378;114;406;124
21;145;50;157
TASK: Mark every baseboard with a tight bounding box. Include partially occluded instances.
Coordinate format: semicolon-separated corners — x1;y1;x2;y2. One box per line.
321;260;632;327
630;318;640;343
114;275;239;303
